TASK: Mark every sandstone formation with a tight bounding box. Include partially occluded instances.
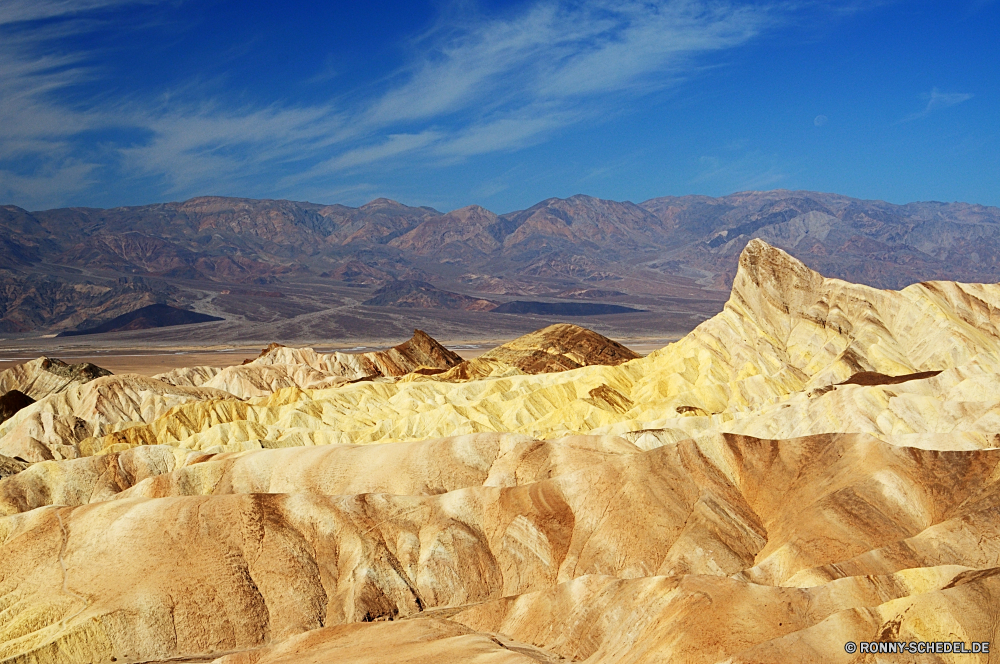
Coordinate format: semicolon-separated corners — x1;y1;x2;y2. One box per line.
0;330;463;462
435;323;641;381
0;357;112;400
61;239;1000;455
3;240;1000;662
249;328;462;379
0;453;28;480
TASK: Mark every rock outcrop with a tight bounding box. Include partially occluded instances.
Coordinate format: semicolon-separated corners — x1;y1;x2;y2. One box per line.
250;328;462;379
434;323;640;380
0;453;28;480
4;240;1000;662
0;357;112;400
59;239;1000;456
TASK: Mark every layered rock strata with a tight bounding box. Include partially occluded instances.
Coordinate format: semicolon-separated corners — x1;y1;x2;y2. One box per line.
434;323;641;380
2;240;1000;662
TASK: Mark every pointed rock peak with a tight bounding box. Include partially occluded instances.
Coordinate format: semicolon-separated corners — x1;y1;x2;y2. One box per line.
735;238;822;292
393;329;463;368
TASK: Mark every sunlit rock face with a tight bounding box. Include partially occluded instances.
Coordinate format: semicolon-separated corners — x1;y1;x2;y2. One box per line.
4;240;1000;663
431;323;641;381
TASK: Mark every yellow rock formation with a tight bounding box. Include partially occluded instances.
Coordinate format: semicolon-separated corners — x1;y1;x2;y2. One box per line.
2;239;1000;662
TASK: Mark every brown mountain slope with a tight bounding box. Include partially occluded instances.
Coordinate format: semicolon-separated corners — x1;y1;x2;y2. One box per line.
3;191;1000;333
363;279;498;311
435;323;640;380
389;205;504;257
250;328;462;379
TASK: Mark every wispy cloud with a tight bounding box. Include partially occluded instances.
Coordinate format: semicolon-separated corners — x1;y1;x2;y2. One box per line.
0;0;159;25
0;0;812;208
901;87;974;122
692;151;788;192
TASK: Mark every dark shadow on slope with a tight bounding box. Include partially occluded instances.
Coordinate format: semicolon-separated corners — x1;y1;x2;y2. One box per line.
57;304;223;337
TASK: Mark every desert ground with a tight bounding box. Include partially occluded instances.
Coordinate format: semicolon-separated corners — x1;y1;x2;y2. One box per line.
0;337;678;375
11;241;1000;662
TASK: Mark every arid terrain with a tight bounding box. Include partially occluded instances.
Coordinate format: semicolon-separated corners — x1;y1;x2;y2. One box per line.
3;239;1000;662
4;190;1000;346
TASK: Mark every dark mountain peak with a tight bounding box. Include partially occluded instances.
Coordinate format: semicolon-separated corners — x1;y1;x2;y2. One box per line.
57;304;223;337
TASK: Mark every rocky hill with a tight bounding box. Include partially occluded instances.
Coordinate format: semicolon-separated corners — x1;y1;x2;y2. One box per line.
3;240;1000;661
2;190;999;335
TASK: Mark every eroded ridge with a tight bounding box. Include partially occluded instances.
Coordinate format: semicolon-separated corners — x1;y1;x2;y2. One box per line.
3;240;1000;662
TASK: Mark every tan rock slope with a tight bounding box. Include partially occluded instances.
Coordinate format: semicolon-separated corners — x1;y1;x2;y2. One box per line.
0;453;28;480
432;323;641;381
3;239;1000;662
156;328;463;390
0;330;465;462
0;357;111;400
55;239;1000;456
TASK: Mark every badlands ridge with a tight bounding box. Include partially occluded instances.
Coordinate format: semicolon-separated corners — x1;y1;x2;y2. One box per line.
2;239;1000;662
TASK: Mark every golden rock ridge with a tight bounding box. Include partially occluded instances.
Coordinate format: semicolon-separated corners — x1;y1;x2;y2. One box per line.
2;239;1000;662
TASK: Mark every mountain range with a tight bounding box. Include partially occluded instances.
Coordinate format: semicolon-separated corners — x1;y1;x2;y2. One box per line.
2;190;999;337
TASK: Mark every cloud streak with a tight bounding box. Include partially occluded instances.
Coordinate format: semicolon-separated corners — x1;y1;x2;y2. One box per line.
0;0;159;25
902;87;974;122
1;0;800;208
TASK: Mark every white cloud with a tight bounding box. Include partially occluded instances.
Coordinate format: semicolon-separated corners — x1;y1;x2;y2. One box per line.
0;0;807;207
304;131;443;175
902;87;974;122
0;0;158;25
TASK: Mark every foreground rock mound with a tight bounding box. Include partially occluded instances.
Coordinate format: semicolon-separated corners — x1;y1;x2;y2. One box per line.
249;328;462;378
0;357;112;400
0;330;464;461
4;432;1000;662
435;323;640;380
6;240;1000;662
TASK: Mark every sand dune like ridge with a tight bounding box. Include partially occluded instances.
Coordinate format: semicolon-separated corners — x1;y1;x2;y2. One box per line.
2;239;1000;662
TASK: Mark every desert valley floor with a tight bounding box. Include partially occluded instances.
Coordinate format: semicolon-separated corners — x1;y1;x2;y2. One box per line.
3;240;1000;662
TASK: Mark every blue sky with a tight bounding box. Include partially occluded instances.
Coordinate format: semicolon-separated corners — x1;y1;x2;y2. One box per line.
0;0;997;212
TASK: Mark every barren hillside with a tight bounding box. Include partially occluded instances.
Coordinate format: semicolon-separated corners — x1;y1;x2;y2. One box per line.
2;240;1000;662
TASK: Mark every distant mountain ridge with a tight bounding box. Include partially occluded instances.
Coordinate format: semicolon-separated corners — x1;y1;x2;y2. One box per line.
2;189;1000;333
